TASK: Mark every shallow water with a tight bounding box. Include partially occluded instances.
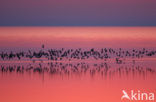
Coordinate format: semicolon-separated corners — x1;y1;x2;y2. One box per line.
0;27;156;102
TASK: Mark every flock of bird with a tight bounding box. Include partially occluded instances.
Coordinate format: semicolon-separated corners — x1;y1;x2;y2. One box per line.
0;45;156;78
0;45;156;64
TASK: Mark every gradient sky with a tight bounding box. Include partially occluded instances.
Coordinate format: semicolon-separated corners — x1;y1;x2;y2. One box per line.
0;0;156;26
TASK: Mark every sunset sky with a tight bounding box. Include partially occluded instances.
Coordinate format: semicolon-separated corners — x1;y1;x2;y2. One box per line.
0;0;156;26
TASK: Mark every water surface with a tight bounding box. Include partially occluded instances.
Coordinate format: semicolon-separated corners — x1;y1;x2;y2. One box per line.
0;27;156;102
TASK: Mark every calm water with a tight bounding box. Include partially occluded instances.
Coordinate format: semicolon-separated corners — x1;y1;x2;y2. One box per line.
0;27;156;102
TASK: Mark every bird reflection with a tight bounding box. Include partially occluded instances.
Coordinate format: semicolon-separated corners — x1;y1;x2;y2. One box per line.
0;62;155;79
